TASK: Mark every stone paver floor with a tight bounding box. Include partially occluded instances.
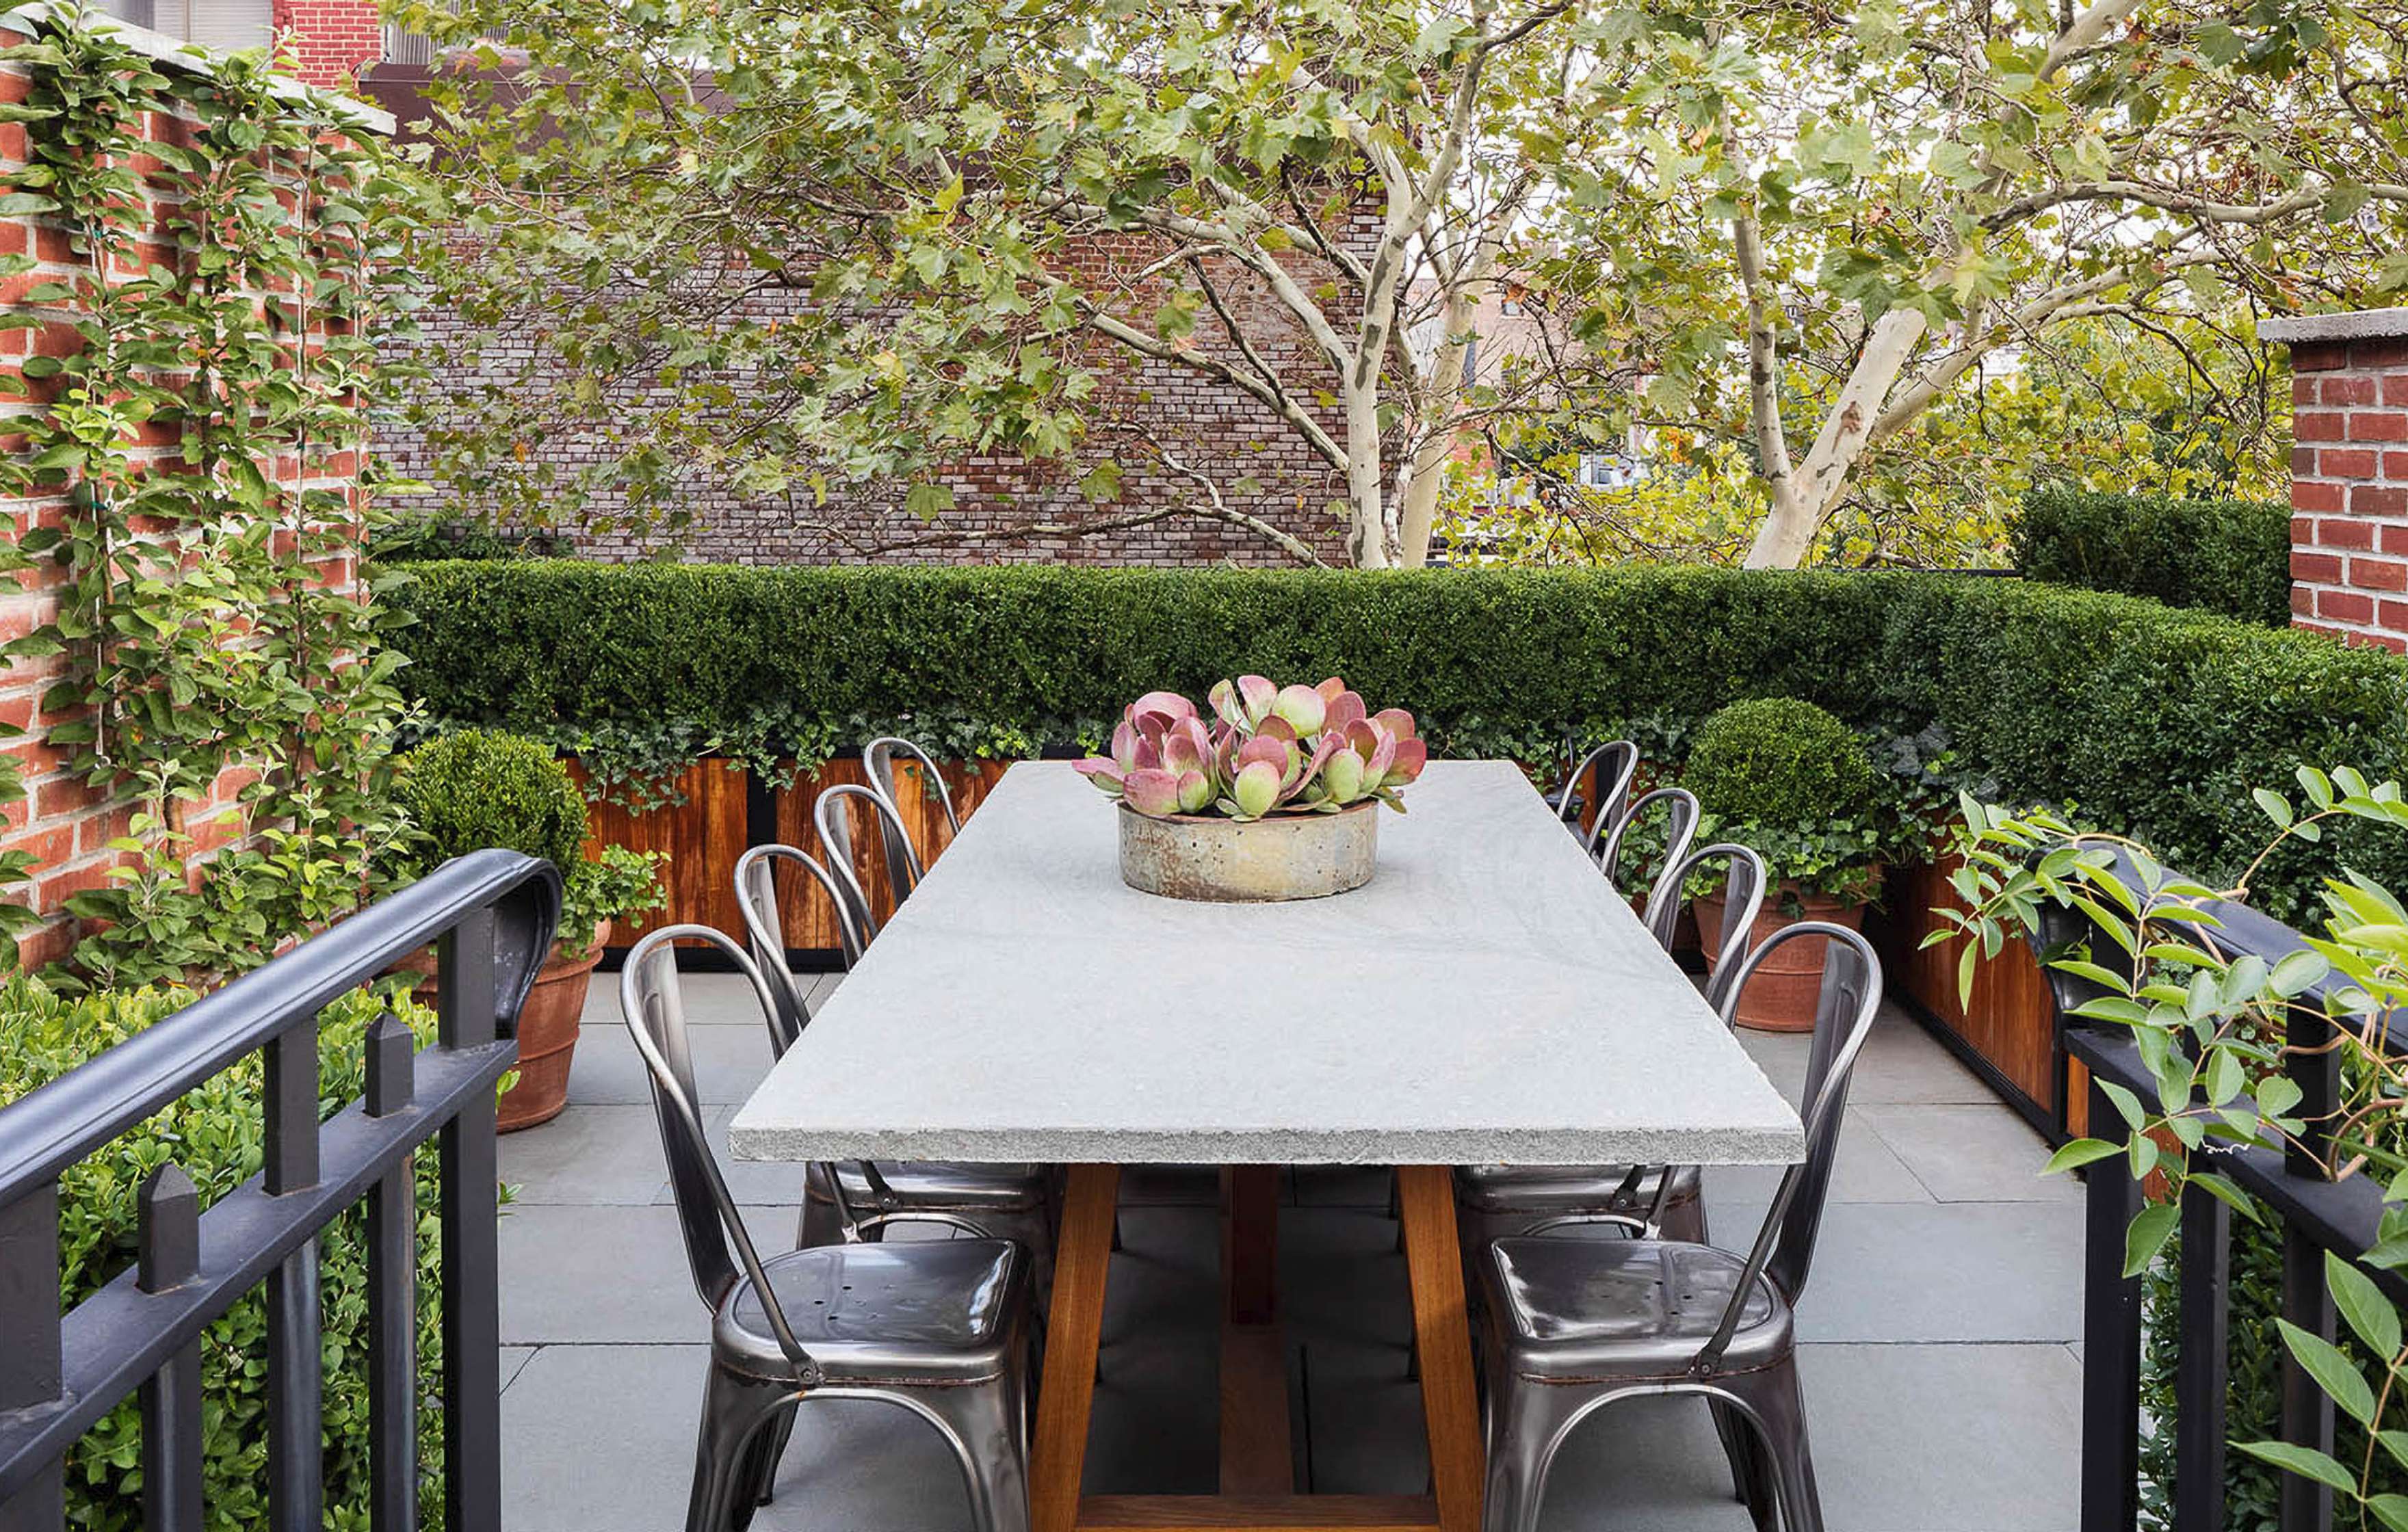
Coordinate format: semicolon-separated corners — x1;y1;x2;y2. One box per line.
496;970;2082;1531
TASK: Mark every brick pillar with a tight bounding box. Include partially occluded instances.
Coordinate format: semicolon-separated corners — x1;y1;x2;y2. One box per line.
2263;308;2408;651
271;0;382;90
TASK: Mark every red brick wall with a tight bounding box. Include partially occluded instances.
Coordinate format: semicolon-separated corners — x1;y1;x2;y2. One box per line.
1;22;372;970
2267;310;2408;651
272;0;381;90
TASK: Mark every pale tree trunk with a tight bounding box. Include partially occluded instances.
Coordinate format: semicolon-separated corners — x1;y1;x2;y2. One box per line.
1742;308;1929;568
1344;377;1392;568
1397;285;1478;567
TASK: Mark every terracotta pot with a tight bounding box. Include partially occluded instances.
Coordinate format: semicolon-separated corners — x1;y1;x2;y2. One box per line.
1116;801;1378;902
1696;882;1874;1033
395;922;609;1133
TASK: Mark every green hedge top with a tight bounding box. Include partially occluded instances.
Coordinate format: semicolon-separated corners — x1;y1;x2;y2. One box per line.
391;561;2408;916
2011;485;2293;626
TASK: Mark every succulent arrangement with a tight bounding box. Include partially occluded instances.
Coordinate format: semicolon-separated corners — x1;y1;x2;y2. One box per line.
1076;676;1427;821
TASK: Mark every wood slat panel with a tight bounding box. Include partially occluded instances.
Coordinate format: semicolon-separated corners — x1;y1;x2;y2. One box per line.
1871;855;2058;1120
772;760;885;949
1076;1495;1438;1530
572;759;750;943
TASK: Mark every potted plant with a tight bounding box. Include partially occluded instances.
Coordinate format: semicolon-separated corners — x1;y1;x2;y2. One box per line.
394;728;666;1129
1682;698;1887;1031
1075;676;1427;901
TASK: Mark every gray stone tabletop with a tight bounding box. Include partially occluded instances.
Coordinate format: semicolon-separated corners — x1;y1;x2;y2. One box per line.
729;761;1805;1167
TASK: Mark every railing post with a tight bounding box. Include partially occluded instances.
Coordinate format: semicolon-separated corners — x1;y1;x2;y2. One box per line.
2277;997;2340;1531
2173;1174;2230;1532
263;1022;324;1532
138;1166;203;1532
2082;1077;2144;1532
0;1185;64;1531
365;1014;420;1532
439;911;503;1532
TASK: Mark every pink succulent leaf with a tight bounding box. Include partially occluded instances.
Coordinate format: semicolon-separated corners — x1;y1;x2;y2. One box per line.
1383;737;1428;785
1162;730;1208;776
1345;718;1383;760
1255;714;1298;745
1208;679;1247;731
1073;757;1127;793
1315;675;1348;702
1235;735;1290;776
1321;748;1367;802
1363;730;1397;784
1238;674;1277;725
1272;683;1326;737
1131;689;1197;723
1231;758;1281;818
1372;708;1417;742
1111;719;1145;773
1176;768;1216;813
1122;768;1185;818
1322;691;1366;736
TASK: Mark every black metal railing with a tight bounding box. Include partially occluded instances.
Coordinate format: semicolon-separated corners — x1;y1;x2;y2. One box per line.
2032;880;2406;1532
0;850;560;1531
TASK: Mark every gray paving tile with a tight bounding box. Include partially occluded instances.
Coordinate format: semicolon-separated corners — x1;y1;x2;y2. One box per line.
1706;1115;1934;1206
668;1107;814;1209
500;1202;791;1344
1858;1103;2078;1203
499;1104;672;1205
499;1345;538;1394
1532;1342;2082;1531
569;1016;778;1105
1740;1003;1995;1107
501;1344;707;1532
580;968;772;1027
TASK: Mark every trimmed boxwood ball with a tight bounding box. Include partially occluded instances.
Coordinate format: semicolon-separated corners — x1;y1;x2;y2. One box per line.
395;727;589;873
1683;698;1879;829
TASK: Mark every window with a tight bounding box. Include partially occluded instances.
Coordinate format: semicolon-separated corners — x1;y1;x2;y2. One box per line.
102;0;272;50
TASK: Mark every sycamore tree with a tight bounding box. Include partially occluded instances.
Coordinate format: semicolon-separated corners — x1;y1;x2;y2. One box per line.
1534;0;2408;566
397;0;1641;568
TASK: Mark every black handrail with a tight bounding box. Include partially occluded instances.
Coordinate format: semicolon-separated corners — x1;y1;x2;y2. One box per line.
0;849;560;1530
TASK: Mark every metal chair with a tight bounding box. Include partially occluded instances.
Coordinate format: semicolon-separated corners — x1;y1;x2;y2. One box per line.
1457;840;1769;1253
1545;740;1640;860
1596;784;1699;895
1651;841;1769;1014
620;925;1035;1532
1473;923;1885;1532
865;735;960;893
733;843;865;1035
813;782;924;944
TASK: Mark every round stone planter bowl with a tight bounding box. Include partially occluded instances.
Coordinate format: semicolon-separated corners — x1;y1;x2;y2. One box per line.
1118;800;1379;902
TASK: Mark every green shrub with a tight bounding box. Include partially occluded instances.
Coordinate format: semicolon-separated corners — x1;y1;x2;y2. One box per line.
2012;486;2292;626
0;977;452;1531
397;727;589;873
1683;697;1887;902
389;561;2408;919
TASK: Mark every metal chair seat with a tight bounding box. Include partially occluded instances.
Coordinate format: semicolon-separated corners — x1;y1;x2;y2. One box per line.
1456;1162;1701;1218
828;1160;1050;1212
717;1237;1030;1384
1482;1234;1790;1380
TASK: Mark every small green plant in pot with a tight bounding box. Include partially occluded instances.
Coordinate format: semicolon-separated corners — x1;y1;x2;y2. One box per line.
1682;698;1885;1031
395;729;666;1129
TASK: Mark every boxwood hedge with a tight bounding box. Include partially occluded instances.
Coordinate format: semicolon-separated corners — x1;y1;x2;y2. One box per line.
391;560;2408;915
2012;485;2293;626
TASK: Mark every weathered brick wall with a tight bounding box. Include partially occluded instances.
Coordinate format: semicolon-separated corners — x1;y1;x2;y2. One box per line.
2265;309;2408;650
272;0;380;88
385;216;1379;567
0;21;376;969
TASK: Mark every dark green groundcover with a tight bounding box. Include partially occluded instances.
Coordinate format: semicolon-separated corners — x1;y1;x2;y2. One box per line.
392;560;2408;920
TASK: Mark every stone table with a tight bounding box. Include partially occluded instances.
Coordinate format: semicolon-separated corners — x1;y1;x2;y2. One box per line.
731;760;1804;1532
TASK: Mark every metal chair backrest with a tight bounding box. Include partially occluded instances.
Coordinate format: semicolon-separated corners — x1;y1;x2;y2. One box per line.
813;783;924;945
620;925;819;1377
1597;785;1699;897
733;844;863;1048
865;736;961;838
1695;923;1882;1369
1557;740;1641;857
1647;841;1768;1013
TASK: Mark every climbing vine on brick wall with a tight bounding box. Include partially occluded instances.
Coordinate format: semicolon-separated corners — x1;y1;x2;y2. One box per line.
0;12;424;986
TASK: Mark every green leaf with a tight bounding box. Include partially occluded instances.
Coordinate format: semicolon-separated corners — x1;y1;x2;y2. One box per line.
2278;1318;2379;1423
2235;1440;2359;1494
2042;1137;2121;1174
2123;1202;2178;1278
2327;1252;2402;1360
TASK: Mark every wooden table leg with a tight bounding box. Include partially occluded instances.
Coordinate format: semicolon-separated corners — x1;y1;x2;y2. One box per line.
1394;1166;1484;1532
1033;1164;1121;1532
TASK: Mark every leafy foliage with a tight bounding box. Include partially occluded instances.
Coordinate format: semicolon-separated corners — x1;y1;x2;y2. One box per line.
0;977;456;1530
0;12;427;985
2014;486;2293;627
393;728;662;953
1684;698;1887;901
393;560;2408;917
